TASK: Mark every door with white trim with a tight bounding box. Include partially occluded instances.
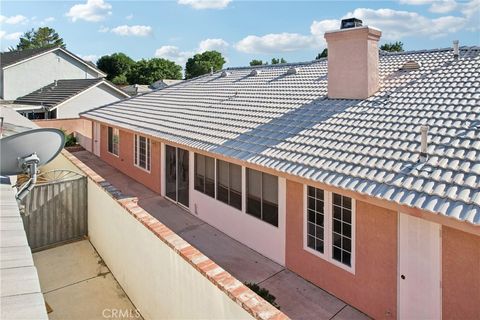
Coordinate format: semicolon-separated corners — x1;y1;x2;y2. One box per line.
399;213;441;320
93;122;101;157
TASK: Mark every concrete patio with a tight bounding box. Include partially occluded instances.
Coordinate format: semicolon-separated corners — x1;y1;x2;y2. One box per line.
72;150;369;320
33;240;142;320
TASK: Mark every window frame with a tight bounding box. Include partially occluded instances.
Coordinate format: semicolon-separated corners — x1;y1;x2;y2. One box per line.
107;127;120;157
133;134;151;172
246;168;279;227
216;159;242;211
194;153;215;198
303;185;356;274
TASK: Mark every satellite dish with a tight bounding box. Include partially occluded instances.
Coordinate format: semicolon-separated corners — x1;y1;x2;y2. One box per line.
0;128;64;176
0;128;64;200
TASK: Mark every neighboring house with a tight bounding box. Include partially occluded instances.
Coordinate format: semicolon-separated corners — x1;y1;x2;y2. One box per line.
122;79;184;96
151;79;183;89
81;21;480;319
121;84;153;96
0;46;106;101
13;78;129;119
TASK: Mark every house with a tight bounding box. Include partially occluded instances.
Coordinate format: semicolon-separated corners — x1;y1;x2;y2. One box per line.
122;79;184;96
80;20;480;319
0;46;129;119
12;78;129;119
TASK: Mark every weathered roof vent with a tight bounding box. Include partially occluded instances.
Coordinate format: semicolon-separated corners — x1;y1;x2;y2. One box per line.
400;60;421;71
220;71;231;77
453;40;459;60
249;69;261;76
286;67;298;75
341;18;363;29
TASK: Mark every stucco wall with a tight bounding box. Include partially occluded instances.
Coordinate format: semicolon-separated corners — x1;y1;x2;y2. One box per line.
34;118;92;152
56;84;125;119
285;180;397;319
87;178;254;320
442;227;480;320
187;149;287;265
100;125;161;193
3;50;100;100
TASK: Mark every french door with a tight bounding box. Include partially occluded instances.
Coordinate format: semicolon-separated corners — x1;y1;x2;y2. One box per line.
165;145;189;207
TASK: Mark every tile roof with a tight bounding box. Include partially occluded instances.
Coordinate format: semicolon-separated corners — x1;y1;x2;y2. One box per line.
13;79;104;109
82;47;480;225
0;47;55;68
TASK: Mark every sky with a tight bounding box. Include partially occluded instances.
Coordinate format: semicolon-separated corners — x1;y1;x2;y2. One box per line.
1;0;479;68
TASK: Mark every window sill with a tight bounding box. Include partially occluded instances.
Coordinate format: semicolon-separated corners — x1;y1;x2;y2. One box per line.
303;245;355;274
108;151;119;158
134;164;151;173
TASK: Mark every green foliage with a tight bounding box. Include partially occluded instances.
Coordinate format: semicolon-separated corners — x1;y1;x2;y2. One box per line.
60;128;77;147
316;48;328;59
126;58;182;85
271;57;286;65
97;53;135;82
249;59;265;66
11;27;65;51
111;74;129;85
185;50;226;79
380;41;404;52
244;282;280;309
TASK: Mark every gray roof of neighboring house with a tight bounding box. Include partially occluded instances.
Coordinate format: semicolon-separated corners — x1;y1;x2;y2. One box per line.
14;78;105;109
0;47;55;68
0;46;106;76
82;47;480;225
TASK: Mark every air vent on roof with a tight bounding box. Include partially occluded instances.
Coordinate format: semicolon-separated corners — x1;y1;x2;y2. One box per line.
400;60;420;71
249;69;261;76
286;67;298;75
220;71;230;77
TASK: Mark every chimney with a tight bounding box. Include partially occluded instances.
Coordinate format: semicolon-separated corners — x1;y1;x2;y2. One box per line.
453;40;459;60
324;18;382;99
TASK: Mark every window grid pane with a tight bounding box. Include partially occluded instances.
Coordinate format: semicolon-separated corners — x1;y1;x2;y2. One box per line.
307;186;325;254
135;135;150;170
331;193;352;267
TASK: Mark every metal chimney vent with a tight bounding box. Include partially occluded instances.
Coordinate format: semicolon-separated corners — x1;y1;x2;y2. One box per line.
341;18;363;29
400;60;421;71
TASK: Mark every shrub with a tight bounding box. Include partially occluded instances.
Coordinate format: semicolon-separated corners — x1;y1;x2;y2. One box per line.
244;282;280;309
60;128;77;147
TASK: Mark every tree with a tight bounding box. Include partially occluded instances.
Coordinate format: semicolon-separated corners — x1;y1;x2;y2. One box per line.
97;53;135;82
111;74;128;86
271;58;286;64
12;27;65;51
126;58;182;84
185;51;226;79
249;59;264;66
380;41;404;52
315;48;328;59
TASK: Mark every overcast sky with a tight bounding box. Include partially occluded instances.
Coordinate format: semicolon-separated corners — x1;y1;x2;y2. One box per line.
1;0;479;68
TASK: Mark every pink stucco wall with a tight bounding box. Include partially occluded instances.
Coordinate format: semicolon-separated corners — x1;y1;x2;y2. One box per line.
285;180;398;319
99;124;161;194
442;227;480;320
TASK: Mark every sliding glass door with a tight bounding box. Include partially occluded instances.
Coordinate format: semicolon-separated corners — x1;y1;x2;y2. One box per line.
165;145;189;207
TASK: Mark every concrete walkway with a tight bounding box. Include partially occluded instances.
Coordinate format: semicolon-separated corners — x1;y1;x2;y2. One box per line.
73;150;369;320
33;240;142;320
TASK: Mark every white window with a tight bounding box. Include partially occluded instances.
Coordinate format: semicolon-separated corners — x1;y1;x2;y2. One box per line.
304;185;355;272
246;169;278;227
107;127;119;156
216;160;242;210
134;134;151;171
194;153;215;197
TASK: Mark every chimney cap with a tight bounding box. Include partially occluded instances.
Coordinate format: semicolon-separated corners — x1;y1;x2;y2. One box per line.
341;18;363;29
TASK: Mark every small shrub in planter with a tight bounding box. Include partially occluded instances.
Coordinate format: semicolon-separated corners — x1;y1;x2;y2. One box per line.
244;282;280;309
60;128;77;147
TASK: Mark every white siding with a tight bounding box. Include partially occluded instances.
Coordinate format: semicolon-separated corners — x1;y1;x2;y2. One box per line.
55;83;126;119
3;50;101;100
187;151;287;265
